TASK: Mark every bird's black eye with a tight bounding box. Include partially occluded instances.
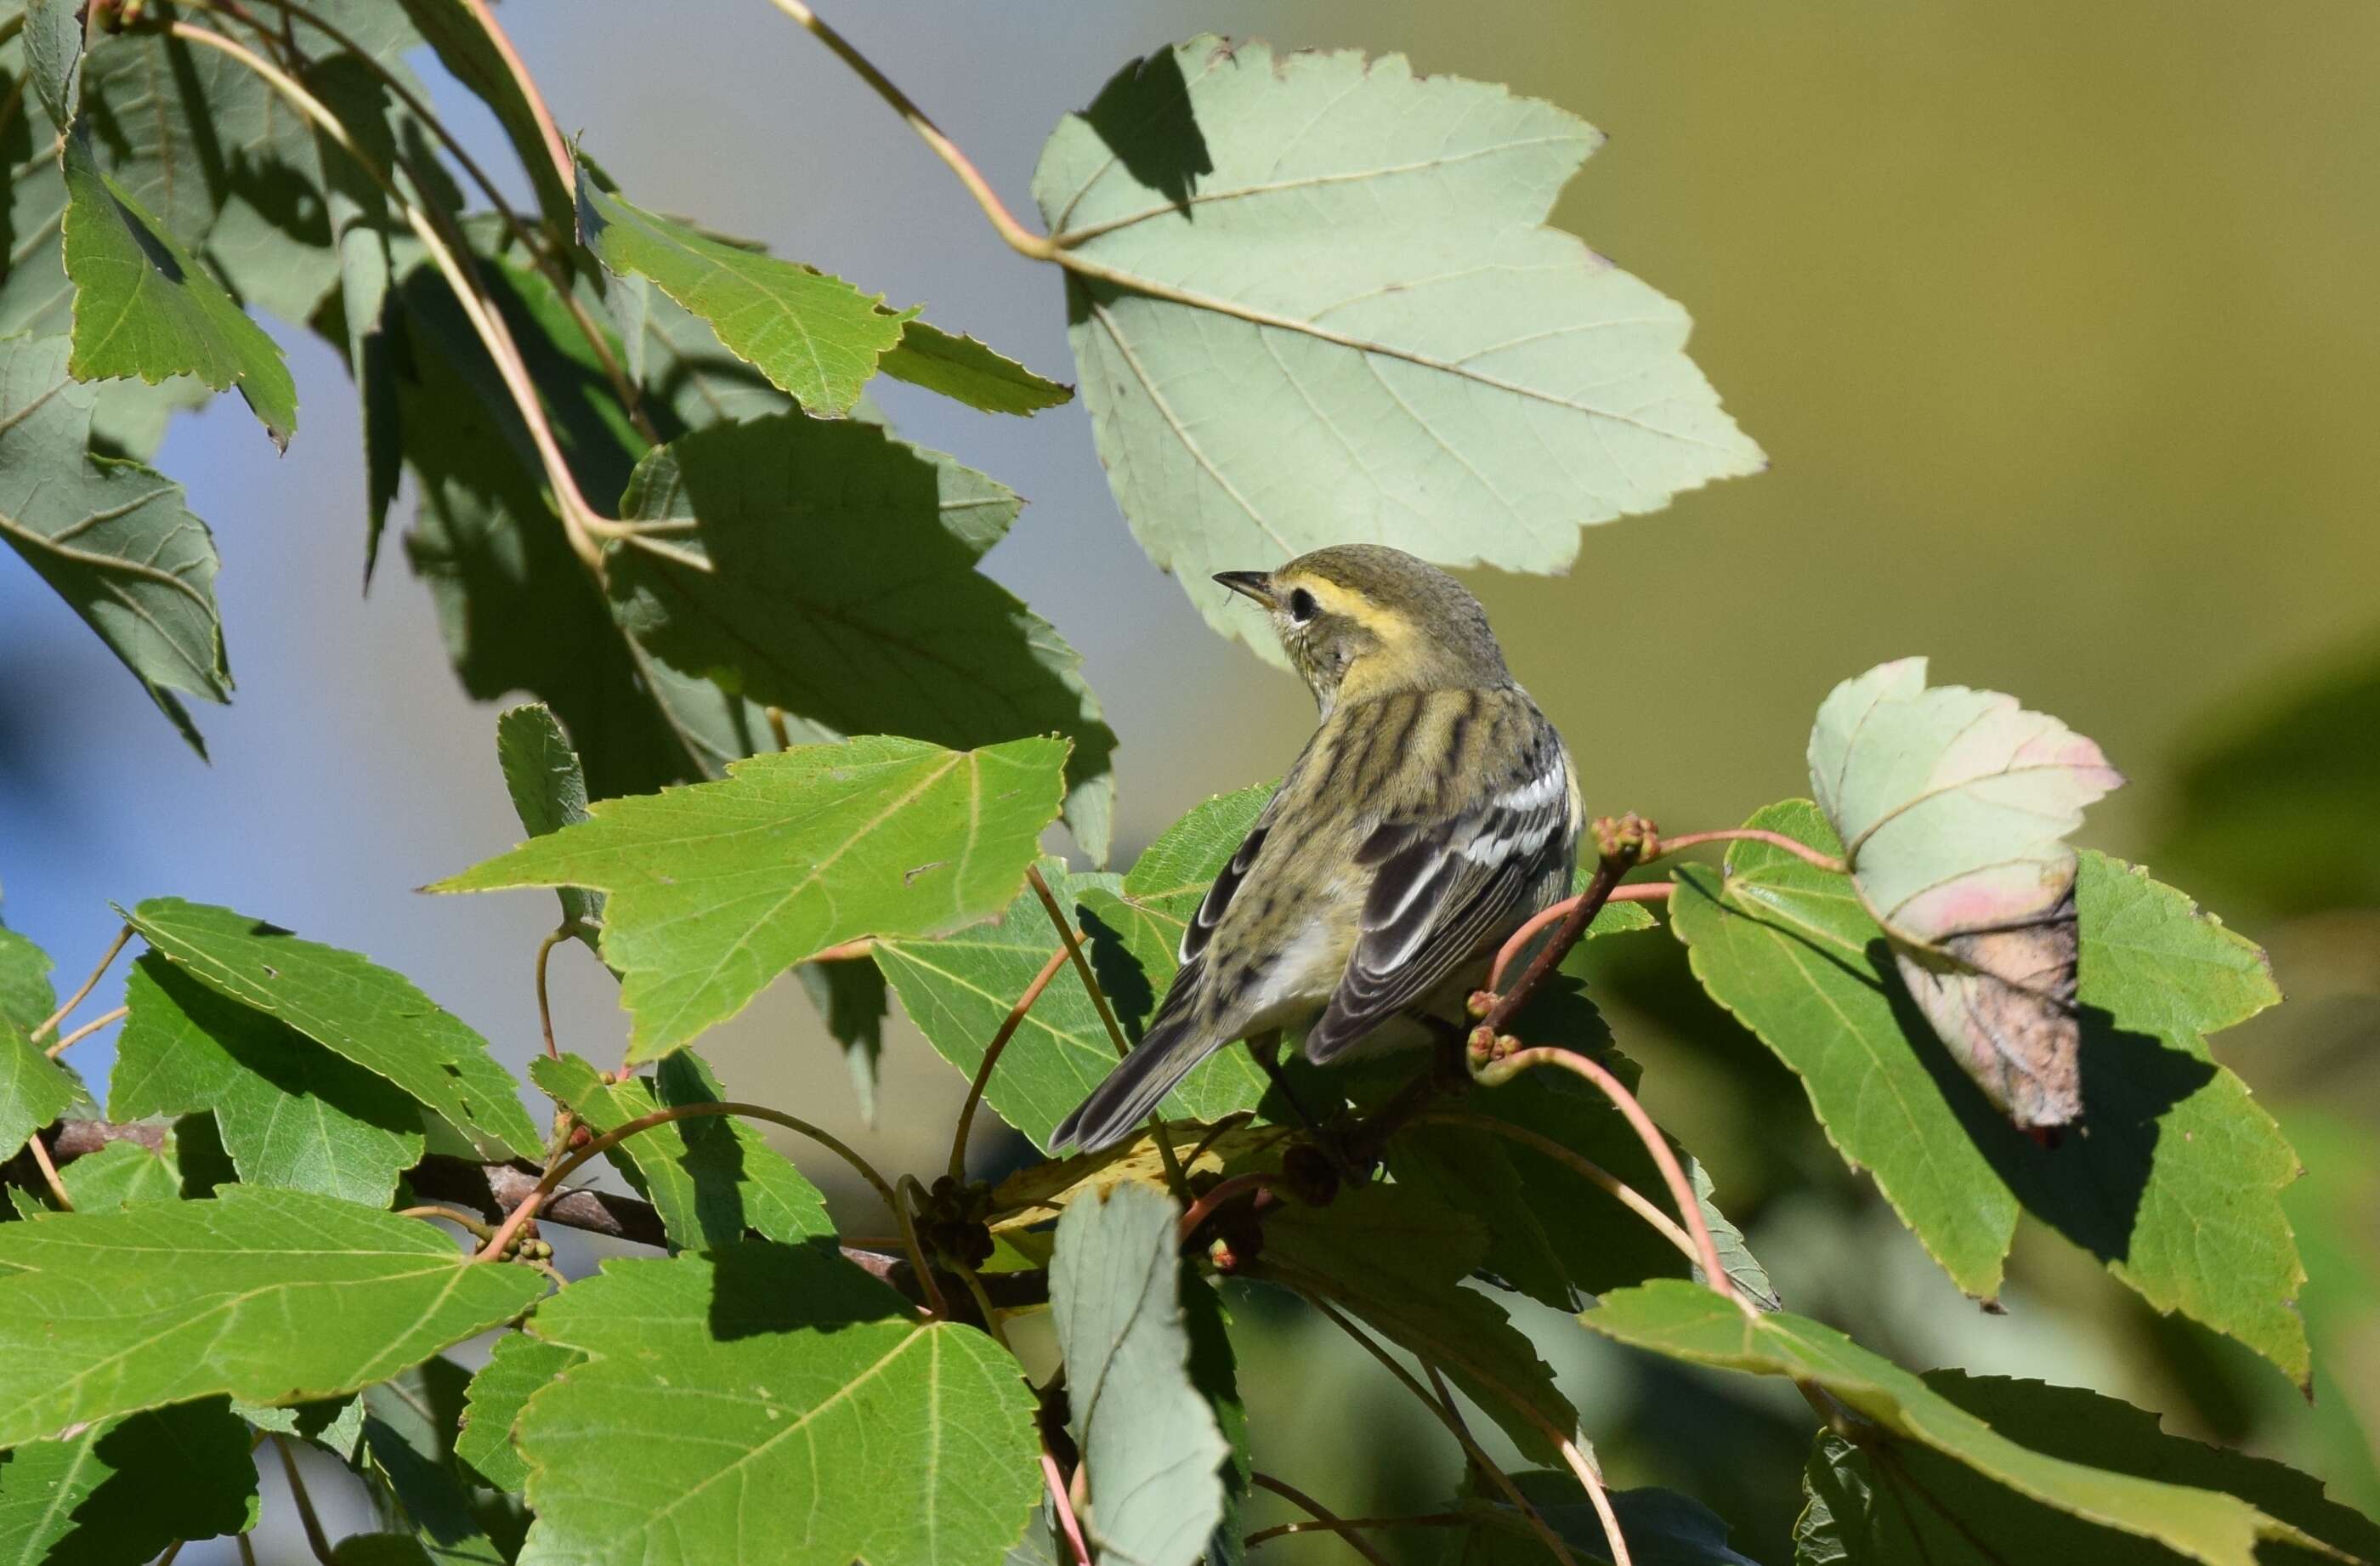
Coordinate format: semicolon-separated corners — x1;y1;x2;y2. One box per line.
1287;587;1319;624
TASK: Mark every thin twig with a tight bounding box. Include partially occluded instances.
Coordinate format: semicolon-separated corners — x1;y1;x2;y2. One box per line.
949;945;1069;1181
1473;1048;1750;1319
1553;1434;1633;1566
533;926;573;1062
1298;1293;1579;1566
31;923;132;1044
1407;1109;1703;1274
456;0;574;197
1249;1474;1397;1566
1649;827;1846;875
1488;851;1629;997
950;1258;1010;1352
162;20;670;579
759;0;1057;260
766;707;793;752
470;1100;941;1315
24;1136;70;1211
1040;1447;1096;1566
43;1005;127;1060
1245;1512;1482;1549
396;1203;498;1241
1176;1171;1279;1243
270;1438;337;1566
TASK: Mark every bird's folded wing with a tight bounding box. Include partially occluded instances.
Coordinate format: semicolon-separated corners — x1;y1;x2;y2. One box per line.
1306;751;1575;1061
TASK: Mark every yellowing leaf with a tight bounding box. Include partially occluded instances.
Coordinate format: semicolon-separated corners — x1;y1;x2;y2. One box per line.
1809;658;2124;1126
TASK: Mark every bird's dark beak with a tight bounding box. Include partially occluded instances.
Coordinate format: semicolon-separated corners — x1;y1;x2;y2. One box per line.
1212;570;1274;606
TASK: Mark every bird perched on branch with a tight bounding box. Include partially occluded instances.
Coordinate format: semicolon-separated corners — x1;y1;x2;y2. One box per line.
1051;544;1584;1154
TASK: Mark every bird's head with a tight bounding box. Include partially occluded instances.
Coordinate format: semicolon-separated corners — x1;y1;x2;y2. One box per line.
1214;544;1510;715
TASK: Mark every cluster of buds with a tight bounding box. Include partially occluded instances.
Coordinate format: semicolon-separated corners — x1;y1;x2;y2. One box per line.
1592;811;1658;866
916;1174;995;1268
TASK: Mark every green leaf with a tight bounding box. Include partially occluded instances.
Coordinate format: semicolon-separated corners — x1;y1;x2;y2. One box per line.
796;959;888;1123
515;1242;1040;1566
529;1051;831;1251
1372;1043;1696;1310
1182;1279;1251;1566
876;865;1270;1150
0;333;229;749
20;0;81;131
360;1409;505;1566
110;954;425;1206
877;320;1073;415
0;928;55;1036
61;134;297;446
0;1185;544;1447
1670;803;2308;1379
234;1393;363;1455
1795;1370;2380;1566
0;1397;258;1566
387;256;704;803
1051;1183;1229;1566
0;1020;75;1162
1446;1470;1760;1566
576;162;910;414
435;735;1069;1062
1585;1280;2326;1566
392;0;575;237
1808;657;2123;1126
55;1136;182;1211
1259;1181;1578;1466
456;1333;581;1493
122;899;538;1160
1031;37;1762;653
610;411;1119;860
495;703;604;935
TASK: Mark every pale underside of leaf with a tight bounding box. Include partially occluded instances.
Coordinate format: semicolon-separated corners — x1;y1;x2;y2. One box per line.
1032;37;1763;652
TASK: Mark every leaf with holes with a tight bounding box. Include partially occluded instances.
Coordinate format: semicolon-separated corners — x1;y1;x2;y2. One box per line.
122;899;538;1160
435;735;1069;1061
1032;37;1761;653
0;1186;545;1447
514;1243;1040;1566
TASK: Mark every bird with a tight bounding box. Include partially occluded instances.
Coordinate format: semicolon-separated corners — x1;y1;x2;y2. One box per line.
1050;544;1584;1155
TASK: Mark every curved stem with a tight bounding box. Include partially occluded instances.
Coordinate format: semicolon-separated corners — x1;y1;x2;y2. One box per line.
950;1257;1009;1350
212;0;656;441
25;1135;71;1211
1482;848;1632;1026
1651;828;1846;875
1040;1446;1095;1566
1473;1047;1752;1319
455;0;574;199
1407;1109;1702;1274
759;0;1057;260
533;926;573;1062
164;21;684;582
1298;1292;1579;1566
396;1203;498;1241
1249;1475;1397;1566
471;1101;928;1303
949;945;1069;1181
1176;1171;1278;1242
270;1438;337;1566
31;923;132;1045
1245;1512;1481;1549
43;1005;127;1060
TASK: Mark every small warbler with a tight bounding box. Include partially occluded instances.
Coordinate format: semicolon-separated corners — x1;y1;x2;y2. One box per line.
1051;544;1583;1154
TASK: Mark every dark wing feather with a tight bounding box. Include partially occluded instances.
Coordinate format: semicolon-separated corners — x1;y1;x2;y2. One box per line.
1182;821;1268;965
1306;739;1576;1062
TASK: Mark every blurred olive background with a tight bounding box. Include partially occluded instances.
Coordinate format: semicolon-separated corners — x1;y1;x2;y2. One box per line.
3;2;2377;1560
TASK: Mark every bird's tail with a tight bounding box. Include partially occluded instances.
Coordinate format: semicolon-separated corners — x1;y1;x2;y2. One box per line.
1049;1006;1221;1155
